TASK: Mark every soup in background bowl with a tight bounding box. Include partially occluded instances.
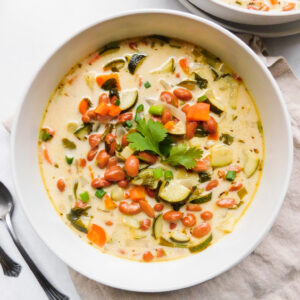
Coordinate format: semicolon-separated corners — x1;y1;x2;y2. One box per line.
11;11;292;291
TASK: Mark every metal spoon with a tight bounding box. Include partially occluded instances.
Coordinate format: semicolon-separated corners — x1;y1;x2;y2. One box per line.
0;182;69;300
0;245;21;277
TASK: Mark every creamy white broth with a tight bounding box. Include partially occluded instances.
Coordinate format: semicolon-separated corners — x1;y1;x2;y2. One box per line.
39;37;263;262
218;0;300;11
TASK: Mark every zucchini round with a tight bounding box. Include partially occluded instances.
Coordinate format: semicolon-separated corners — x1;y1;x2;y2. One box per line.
103;58;125;72
188;234;213;253
177;80;197;90
128;54;147;74
119;89;138;111
151;57;175;74
158;181;191;204
168;121;186;136
152;214;163;239
170;231;190;243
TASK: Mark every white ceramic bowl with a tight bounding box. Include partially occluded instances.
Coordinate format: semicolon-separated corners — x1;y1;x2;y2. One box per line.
11;10;293;292
190;0;300;25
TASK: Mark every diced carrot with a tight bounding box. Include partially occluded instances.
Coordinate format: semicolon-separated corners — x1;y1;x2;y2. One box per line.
95;102;110;116
104;194;117;210
129;186;146;202
96;73;121;90
164;121;175;130
181;104;190;114
187;103;210;121
156;248;166;258
282;3;296;11
42;145;52;164
108;105;122;117
193;160;209;172
78;98;90;115
98;93;109;104
270;0;278;4
143;251;154;262
87;224;106;247
179;58;189;74
88;165;95;180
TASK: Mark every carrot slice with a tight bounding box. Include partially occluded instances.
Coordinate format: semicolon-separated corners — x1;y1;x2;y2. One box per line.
42;145;52;164
96;73;121;90
129;186;146;202
108;105;122;117
104;194;117;210
208;130;218;140
179;58;189;74
187;103;210;121
164;121;175;130
87;224;106;247
95;102;110;116
282;3;296;11
78;98;90;115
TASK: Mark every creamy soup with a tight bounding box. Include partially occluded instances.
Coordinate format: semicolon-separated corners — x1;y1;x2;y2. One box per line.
218;0;300;11
39;36;263;262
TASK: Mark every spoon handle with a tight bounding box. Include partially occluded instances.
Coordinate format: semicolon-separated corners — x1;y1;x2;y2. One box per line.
5;214;69;300
0;246;21;277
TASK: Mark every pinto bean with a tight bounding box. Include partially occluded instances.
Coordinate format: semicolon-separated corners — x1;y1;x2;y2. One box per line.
81;113;91;123
139;200;155;218
205;179;219;191
105;133;117;155
118;112;133;124
163;210;183;222
91;178;111;188
154;203;164;212
118;201;142;215
162;110;172;124
173;88;192;101
140;219;151;231
79;158;86;168
138;152;158;164
192;223;211;238
87;109;97;120
202;116;218;134
89;134;102;148
104;166;125;182
87;146;99;161
160;91;178;107
186;204;202;212
98;93;109;104
229;183;243;191
182;213;196;227
121;134;129;147
201;211;213;221
216;198;236;208
57;179;65;192
107;157;118;168
117;180;129;188
96;150;110;168
124;155;139;177
146;188;156;198
186;121;198;139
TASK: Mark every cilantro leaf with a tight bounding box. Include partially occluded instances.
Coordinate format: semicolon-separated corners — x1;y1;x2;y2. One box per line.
127;119;168;156
164;143;203;169
159;136;174;157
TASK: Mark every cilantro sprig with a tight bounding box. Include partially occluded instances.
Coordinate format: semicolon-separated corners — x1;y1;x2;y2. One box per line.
127;118;202;169
127;118;168;156
164;143;203;169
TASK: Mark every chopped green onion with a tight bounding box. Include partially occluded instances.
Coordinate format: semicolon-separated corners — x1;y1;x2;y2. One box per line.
149;105;164;116
164;170;173;180
124;120;133;128
136;104;144;113
79;191;90;203
95;188;106;199
65;156;74;165
153;168;163;179
144;81;151;88
197;95;208;102
226;170;236;181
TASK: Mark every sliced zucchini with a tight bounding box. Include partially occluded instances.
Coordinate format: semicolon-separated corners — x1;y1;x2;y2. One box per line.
211;145;233;167
204;97;225;115
139;162;150;171
158;181;191;204
159;237;188;248
74;123;93;141
99;41;120;55
131;168;159;189
116;146;135;161
170;231;190;243
128;54;147;74
152;214;163;239
151;57;175;74
188;234;213;253
103;58;125;72
190;192;212;204
177;80;197;90
243;151;259;178
119;89;138;111
194;72;208;89
168;121;186;136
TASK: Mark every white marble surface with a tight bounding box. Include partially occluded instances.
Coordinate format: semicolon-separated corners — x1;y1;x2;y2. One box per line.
0;1;299;299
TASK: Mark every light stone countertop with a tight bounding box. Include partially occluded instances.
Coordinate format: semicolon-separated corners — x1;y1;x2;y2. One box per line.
0;0;299;299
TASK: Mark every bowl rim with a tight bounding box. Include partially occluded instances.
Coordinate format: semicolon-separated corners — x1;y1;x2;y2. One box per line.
10;9;294;292
210;0;300;17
